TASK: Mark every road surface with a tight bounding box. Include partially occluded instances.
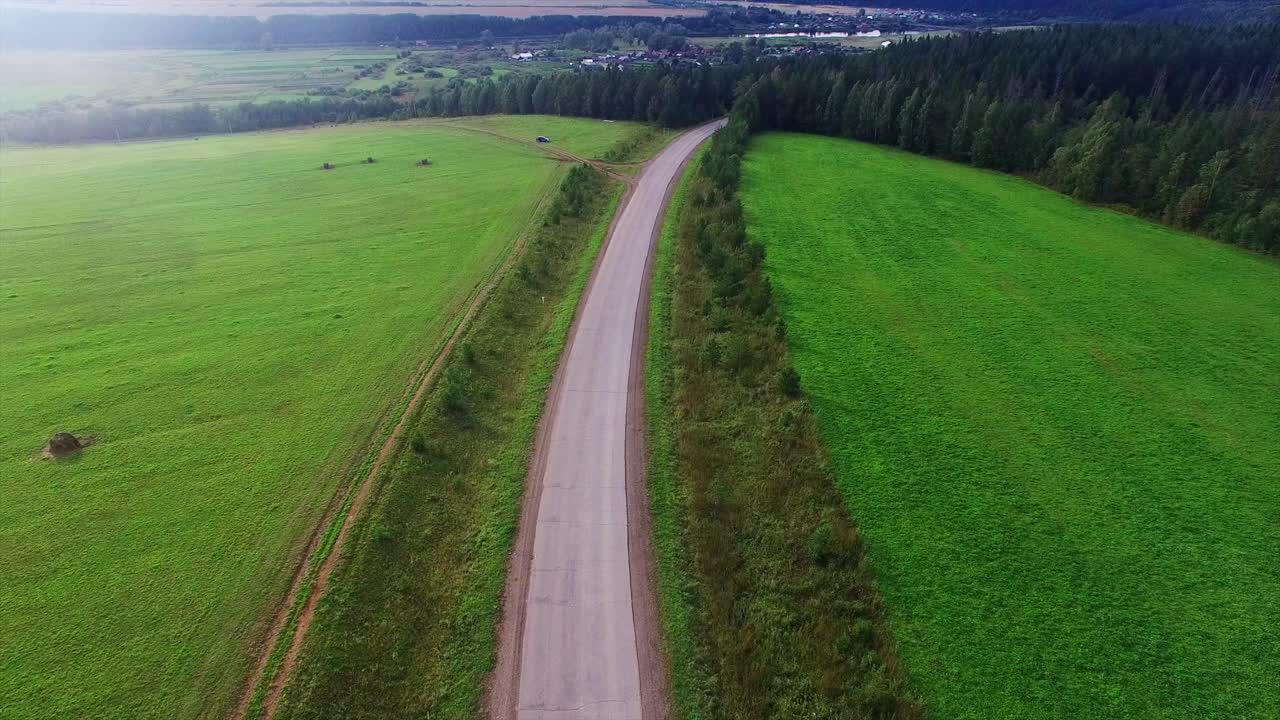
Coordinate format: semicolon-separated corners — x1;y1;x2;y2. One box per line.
503;120;724;720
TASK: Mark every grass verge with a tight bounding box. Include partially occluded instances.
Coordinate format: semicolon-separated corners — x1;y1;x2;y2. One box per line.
645;148;712;720
271;164;623;719
645;118;921;718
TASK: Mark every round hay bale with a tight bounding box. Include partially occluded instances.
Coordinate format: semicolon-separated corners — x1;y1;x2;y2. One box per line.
46;432;82;457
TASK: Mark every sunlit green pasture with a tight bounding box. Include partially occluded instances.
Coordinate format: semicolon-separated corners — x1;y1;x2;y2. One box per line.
0;116;634;720
742;133;1280;719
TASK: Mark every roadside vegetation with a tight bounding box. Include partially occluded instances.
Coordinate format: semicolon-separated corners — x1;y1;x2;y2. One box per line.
645;151;713;718
0;116;634;720
271;164;622;719
601;124;677;165
741;132;1280;718
645;115;921;719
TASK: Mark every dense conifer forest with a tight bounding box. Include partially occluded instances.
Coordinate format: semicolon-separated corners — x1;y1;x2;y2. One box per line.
734;24;1280;252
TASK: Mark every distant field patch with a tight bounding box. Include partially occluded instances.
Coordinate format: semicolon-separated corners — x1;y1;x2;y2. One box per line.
0;116;637;720
0;50;173;111
0;0;702;18
0;47;550;112
0;48;389;110
741;133;1280;719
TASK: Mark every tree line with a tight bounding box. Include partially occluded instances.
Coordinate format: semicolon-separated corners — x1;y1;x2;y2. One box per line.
560;21;694;53
730;23;1279;252
0;63;737;144
645;92;924;718
409;64;737;126
1;96;402;144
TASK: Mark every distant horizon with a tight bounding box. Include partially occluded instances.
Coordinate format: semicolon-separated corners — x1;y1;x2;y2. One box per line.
0;0;705;18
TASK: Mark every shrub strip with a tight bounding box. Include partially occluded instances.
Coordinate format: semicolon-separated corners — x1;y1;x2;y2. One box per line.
645;112;923;718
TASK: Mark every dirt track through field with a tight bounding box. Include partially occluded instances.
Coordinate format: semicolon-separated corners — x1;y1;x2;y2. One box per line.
446;122;636;184
487;119;724;720
232;132;580;720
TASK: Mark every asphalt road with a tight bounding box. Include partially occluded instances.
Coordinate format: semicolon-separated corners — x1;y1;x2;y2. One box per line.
513;120;724;720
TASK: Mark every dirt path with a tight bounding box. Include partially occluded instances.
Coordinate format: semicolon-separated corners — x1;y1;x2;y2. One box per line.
445;122;640;186
232;131;586;720
487;119;724;720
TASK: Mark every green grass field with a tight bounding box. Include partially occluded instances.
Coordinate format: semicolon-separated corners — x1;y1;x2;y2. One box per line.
0;116;637;720
741;133;1280;719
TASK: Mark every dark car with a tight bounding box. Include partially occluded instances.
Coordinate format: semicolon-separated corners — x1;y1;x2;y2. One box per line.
536;136;550;143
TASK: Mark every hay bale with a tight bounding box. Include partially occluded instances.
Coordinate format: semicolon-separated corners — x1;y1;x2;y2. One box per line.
46;432;82;457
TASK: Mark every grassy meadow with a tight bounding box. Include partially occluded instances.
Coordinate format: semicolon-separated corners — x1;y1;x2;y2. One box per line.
741;133;1280;719
0;116;636;719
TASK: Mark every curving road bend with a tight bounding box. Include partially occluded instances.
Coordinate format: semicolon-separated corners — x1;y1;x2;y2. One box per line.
503;120;724;720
